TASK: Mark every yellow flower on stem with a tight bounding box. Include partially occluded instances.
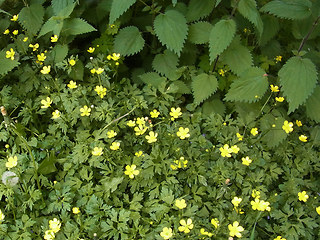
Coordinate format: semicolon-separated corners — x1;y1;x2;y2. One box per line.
12;30;18;35
170;157;188;170
178;218;193;233
275;55;282;63
107;130;117;138
41;97;52;108
51;110;60;119
298;191;309;202
282;120;293;134
176;127;190;139
230;145;240;154
200;228;213;237
96;67;104;74
134;124;148;136
251;198;271;211
124;164;140;179
251;127;258;136
112;53;120;61
252;190;260;199
69;59;76;66
6;156;17;169
127;120;136;127
145;131;158;143
242;156;252;166
3;29;9;34
10;14;18;21
270;85;280;92
80;105;91;116
296;120;302;127
232;197;242;207
236;133;243;141
274;236;286;240
29;43;39;51
275;97;284;102
150;109;160;118
72;207;80;214
37;53;46;62
92;147;103;156
23;37;28;42
211;218;219;229
51;35;58;42
160;227;173;240
228;221;244;238
135;151;143;157
94;85;107;98
175;199;187;209
299;135;307;142
40;66;51;74
170;107;182;120
6;48;15;60
44;230;55;240
219;144;232;158
67;80;77;89
49;218;61;233
110;141;120;150
316;206;320;215
87;47;95;53
0;209;5;222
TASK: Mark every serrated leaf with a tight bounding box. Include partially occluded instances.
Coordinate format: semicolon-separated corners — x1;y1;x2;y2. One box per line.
114;26;145;56
188;21;212;44
139;72;166;88
260;114;287;148
186;0;215;22
63;18;96;35
38;18;63;37
192;73;218;105
154;10;188;56
261;0;312;20
171;80;191;94
305;86;320;123
238;0;263;36
51;0;75;15
51;44;68;63
152;50;179;80
221;37;252;75
260;15;279;46
225;67;268;103
202;98;226;116
209;19;236;63
279;57;318;113
18;4;44;35
0;51;20;76
55;2;76;19
109;0;136;24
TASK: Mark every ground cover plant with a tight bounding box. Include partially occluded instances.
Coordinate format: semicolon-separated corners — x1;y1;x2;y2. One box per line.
0;0;320;239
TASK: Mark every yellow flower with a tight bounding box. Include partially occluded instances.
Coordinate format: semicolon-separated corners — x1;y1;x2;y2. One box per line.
219;144;232;158
200;228;213;237
49;218;61;233
11;14;18;21
170;107;182;120
270;84;280;92
107;130;117;138
275;55;282;63
178;218;193;233
230;145;240;154
0;209;5;222
3;29;9;34
134;124;148;136
96;67;104;74
219;69;225;76
298;191;309;202
150;109;160;118
69;59;76;66
110;141;120;150
211;218;219;228
236;133;243;141
80;105;91;116
252;190;260;199
127;120;136;127
160;227;173;240
299;135;307;142
111;53;121;61
23;37;28;42
242;156;252;166
232;197;242;207
274;236;286;240
41;66;51;74
136;117;145;125
29;43;39;51
87;47;95;53
92;147;103;156
296;120;302;127
228;221;244;238
251;198;271;211
37;53;46;62
67;80;77;89
175;199;187;209
6;156;17;169
145;131;158;143
316;206;320;215
91;68;96;74
135;151;143;157
251;127;258;136
282;120;293;134
51;110;60;119
51;35;58;42
124;164;140;179
275;97;284;102
12;30;18;35
44;230;55;240
94;85;107;98
176;127;190;139
170;157;188;170
41;97;52;108
5;48;15;60
72;207;80;214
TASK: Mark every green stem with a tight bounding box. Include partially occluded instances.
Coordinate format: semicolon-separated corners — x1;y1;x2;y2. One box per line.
260;93;273;113
101;107;136;131
298;15;320;53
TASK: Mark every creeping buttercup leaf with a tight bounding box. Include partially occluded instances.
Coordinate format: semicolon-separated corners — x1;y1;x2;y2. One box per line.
114;26;145;56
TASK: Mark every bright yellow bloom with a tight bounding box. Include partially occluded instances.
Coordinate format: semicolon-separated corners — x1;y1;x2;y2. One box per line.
270;85;280;92
11;14;18;21
12;30;18;35
252;190;260;199
170;107;182;120
176;127;190;139
242;156;252;166
274;236;286;240
299;135;307;142
124;164;140;179
150;109;160;118
236;133;243;141
178;218;193;233
228;221;244;238
80;105;91;116
44;230;55;240
296;120;302;127
107;130;117;138
298;191;309;202
200;228;213;237
170;157;188;170
69;59;76;66
87;47;95;53
232;197;242;207
51;35;58;42
96;67;104;74
92;147;103;156
175;199;187;209
251;127;258;136
135;151;143;157
134;124;148;136
91;68;96;74
219;69;225;76
251;198;271;211
0;209;4;222
29;43;39;51
282;120;293;134
3;29;9;34
145;131;158;143
110;141;120;150
127;120;136;127
219;144;233;157
23;37;28;42
211;218;219;228
49;218;61;233
41;97;52;108
136;117;145;125
275;55;282;63
230;145;240;154
6;156;17;169
112;53;120;61
316;206;320;215
37;53;46;62
275;97;284;102
51;110;60;119
72;207;80;214
67;80;77;89
40;66;51;74
94;85;107;98
6;48;15;60
160;227;173;240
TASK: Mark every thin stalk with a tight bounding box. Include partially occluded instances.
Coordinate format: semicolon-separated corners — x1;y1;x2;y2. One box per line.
298;15;320;53
212;55;220;73
101;107;136;131
260;93;273;113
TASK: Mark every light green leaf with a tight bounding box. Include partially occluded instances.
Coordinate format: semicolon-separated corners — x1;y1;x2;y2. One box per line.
202;97;226;116
154;10;188;56
225;67;268;103
139;72;166;88
261;0;312;20
152;50;179;80
209;19;236;63
260;114;287;148
114;26;145;56
260;15;280;46
55;1;76;19
0;51;20;76
38;18;63;37
51;44;68;63
171;80;191;94
305;86;320;123
188;21;212;44
63;18;97;35
279;57;318;113
192;73;218;105
51;0;75;15
186;0;215;22
18;4;44;35
238;0;263;36
109;0;136;24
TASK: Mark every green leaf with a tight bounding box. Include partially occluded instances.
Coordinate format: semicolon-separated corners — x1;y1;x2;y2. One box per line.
154;10;188;56
202;97;226;116
152;50;179;80
55;1;76;19
139;72;166;88
18;4;44;35
260;15;280;46
38;151;57;175
261;0;312;20
38;18;63;37
209;19;236;63
279;57;318;113
69;60;84;80
63;18;97;35
260;114;287;148
192;73;218;105
51;0;75;15
305;86;320;123
238;0;263;36
109;0;136;24
225;67;268;103
186;0;215;22
220;37;252;75
114;26;145;56
171;80;191;94
50;44;68;63
188;21;212;44
0;51;20;76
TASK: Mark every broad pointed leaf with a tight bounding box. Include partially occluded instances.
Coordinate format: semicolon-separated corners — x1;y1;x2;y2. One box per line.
0;51;20;76
186;0;215;22
152;50;179;80
260;15;279;46
188;21;212;44
114;26;145;56
109;0;136;24
19;4;44;35
305;86;320;123
63;18;96;36
260;114;287;148
192;73;218;105
238;0;263;36
139;72;166;88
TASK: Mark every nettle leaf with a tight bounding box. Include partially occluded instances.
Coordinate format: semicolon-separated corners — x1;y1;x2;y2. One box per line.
139;72;166;88
154;10;188;56
186;0;215;22
261;0;312;20
260;114;287;148
305;86;320;123
114;26;145;56
50;44;68;63
221;37;252;75
238;0;263;36
260;15;280;46
51;0;75;15
0;51;20;76
152;50;179;80
209;19;236;63
38;18;63;37
63;18;96;35
109;0;136;24
18;4;44;35
225;67;268;103
192;73;218;105
279;57;318;113
188;21;212;44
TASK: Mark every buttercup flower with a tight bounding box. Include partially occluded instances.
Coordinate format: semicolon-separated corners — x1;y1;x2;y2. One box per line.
41;66;51;74
275;56;282;63
298;191;309;202
282;120;293;134
236;133;243;141
232;197;242;207
49;218;61;233
252;190;260;199
170;107;182;120
51;110;60;119
3;29;9;34
296;120;302;127
23;37;28;42
11;14;18;21
242;156;252;166
29;43;39;51
107;130;117;138
87;47;95;53
96;67;104;74
124;165;140;179
220;144;232;158
176;127;190;139
69;59;76;66
251;128;258;136
6;156;17;169
41;97;52;108
175;199;187;209
274;236;286;240
136;117;145;125
145;131;158;143
73;207;80;214
316;206;320;215
275;97;284;102
270;85;280;92
67;80;77;89
80;105;91;116
37;53;46;62
160;227;173;240
134;124;148;136
200;228;213;237
211;218;219;228
110;141;120;150
228;221;244;238
230;145;240;154
0;209;4;222
94;85;107;98
12;30;18;35
92;147;103;156
135;151;143;157
178;218;193;233
170;157;188;170
51;35;58;42
150;109;160;118
299;135;307;142
127;120;136;127
44;230;55;240
219;69;225;76
251;198;271;211
6;48;15;60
